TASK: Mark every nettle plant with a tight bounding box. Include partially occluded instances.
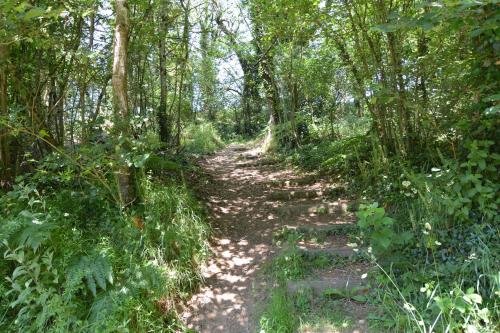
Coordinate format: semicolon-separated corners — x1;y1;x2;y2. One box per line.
356;203;406;257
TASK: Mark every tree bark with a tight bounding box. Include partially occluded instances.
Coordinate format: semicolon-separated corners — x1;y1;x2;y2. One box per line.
79;11;95;143
175;0;190;149
158;12;170;144
112;0;136;206
0;45;11;186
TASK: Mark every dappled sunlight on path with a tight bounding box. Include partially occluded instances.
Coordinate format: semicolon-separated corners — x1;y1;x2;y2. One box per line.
182;144;281;333
182;144;354;333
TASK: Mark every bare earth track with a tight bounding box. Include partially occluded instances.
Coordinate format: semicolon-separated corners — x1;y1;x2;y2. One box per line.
182;144;370;333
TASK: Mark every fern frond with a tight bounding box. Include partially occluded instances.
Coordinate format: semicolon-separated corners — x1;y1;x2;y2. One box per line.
65;253;113;298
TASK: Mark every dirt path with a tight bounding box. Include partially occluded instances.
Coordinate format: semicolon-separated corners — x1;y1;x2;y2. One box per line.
182;144;364;333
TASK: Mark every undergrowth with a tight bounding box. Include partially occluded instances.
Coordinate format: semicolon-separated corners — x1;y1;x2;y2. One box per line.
182;122;224;154
0;147;209;332
277;126;500;332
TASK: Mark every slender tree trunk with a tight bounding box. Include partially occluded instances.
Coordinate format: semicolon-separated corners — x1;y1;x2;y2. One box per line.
387;31;410;153
329;90;342;140
0;45;11;186
176;0;190;149
288;46;300;145
260;53;281;126
158;14;170;143
90;75;110;127
79;13;94;143
112;0;136;206
176;68;186;148
416;31;429;142
55;80;65;146
69;93;76;147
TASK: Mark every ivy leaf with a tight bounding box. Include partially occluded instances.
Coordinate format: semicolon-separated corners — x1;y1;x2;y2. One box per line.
323;288;344;297
381;216;394;226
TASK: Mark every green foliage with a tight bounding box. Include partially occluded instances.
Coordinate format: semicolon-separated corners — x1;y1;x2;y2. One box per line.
356;203;397;256
140;177;210;278
258;288;298;333
433;287;492;333
0;150;209;332
270;237;305;281
358;155;499;332
65;253;114;298
442;140;500;223
182;122;224;154
144;155;181;176
258;238;314;333
279;126;499;333
284;135;371;175
323;287;368;303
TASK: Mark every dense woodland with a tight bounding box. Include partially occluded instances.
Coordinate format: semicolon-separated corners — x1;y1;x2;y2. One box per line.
0;0;499;332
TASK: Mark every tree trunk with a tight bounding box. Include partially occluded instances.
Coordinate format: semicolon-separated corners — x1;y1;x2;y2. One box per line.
158;13;170;144
55;81;65;146
416;31;429;139
79;13;94;143
387;31;410;154
215;14;255;136
176;0;190;149
288;46;300;145
90;75;111;128
0;45;11;186
112;0;136;206
260;53;281;126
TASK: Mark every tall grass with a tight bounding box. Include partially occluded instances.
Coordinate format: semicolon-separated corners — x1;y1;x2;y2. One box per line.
182;122;224;154
259;288;298;333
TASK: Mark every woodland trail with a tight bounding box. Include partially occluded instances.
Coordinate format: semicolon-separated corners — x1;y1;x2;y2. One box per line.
182;144;370;333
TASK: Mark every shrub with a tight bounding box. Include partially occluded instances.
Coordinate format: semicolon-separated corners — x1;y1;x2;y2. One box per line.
182;123;224;154
357;142;500;332
0;151;209;332
284;135;371;176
